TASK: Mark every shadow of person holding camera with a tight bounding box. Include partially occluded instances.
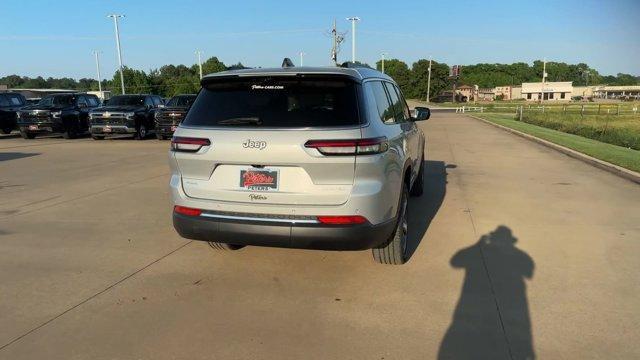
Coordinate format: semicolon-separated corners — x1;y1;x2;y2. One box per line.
439;226;535;360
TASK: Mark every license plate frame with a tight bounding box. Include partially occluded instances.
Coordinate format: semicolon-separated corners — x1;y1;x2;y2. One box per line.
28;125;38;131
239;168;279;191
103;126;112;133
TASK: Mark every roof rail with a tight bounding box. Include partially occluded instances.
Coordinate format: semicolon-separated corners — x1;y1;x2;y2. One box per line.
339;61;372;69
281;58;295;68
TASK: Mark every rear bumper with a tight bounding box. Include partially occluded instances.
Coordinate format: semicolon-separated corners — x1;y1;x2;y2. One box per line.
155;124;176;136
19;123;60;134
90;125;136;135
173;212;396;250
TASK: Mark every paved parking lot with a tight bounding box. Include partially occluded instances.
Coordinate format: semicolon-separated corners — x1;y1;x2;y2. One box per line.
1;113;639;359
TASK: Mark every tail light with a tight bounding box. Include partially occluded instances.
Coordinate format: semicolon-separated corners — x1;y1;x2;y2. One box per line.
171;136;211;152
304;137;388;156
174;205;202;217
317;215;368;225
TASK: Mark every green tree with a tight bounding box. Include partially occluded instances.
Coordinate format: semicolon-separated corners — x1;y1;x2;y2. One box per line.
109;67;152;95
200;56;227;76
409;60;451;101
376;58;412;95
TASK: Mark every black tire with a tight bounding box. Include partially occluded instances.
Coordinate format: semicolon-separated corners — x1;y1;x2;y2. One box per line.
135;124;147;140
156;133;165;140
410;159;424;197
62;125;78;139
372;185;409;265
20;131;36;139
207;242;244;251
92;135;105;140
2;127;13;134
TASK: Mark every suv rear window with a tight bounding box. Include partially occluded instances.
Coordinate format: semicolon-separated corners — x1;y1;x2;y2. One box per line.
183;76;361;128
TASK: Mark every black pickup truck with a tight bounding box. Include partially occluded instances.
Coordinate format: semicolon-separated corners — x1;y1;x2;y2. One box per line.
0;92;27;134
16;93;100;139
154;94;196;139
89;94;164;140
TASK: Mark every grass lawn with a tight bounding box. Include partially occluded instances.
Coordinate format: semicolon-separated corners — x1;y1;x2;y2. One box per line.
520;113;640;150
474;113;640;173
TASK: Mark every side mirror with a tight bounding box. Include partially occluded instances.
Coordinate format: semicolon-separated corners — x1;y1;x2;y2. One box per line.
414;106;430;121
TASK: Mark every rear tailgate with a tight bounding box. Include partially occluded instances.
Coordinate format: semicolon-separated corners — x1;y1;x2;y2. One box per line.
172;73;363;206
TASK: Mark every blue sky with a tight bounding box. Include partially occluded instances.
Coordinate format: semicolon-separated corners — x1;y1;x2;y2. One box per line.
1;0;638;79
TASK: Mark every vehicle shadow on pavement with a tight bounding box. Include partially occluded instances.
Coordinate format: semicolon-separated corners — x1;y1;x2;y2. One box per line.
0;133;21;139
439;226;535;360
0;152;39;162
406;160;449;261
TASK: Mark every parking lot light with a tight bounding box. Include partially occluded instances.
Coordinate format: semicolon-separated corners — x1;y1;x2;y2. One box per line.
107;14;126;95
346;17;361;63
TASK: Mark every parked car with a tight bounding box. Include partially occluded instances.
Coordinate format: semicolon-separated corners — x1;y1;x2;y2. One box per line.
89;94;164;140
0;92;27;134
16;93;100;139
169;65;430;265
154;94;197;139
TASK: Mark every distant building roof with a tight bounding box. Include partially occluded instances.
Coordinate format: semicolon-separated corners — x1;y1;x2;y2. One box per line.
9;88;78;93
594;85;640;91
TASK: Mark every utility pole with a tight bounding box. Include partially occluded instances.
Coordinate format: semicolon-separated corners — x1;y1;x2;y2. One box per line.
107;14;126;94
380;52;387;73
541;58;547;101
426;57;432;103
346;17;360;63
195;50;203;79
299;51;305;66
330;19;345;65
92;50;102;94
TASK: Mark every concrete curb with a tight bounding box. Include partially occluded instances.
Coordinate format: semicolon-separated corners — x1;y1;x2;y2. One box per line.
467;114;640;185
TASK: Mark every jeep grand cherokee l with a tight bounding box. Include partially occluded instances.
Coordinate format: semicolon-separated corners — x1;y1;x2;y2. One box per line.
154;94;196;140
89;94;164;140
169;66;430;265
0;92;26;134
16;93;100;139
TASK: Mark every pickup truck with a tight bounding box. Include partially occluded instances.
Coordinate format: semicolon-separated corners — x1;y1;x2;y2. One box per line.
89;94;164;140
16;93;100;139
0;92;27;134
154;94;196;139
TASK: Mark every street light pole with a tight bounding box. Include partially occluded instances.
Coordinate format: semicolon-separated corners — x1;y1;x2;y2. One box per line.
92;50;102;93
381;52;387;73
346;17;360;63
195;50;203;79
107;14;126;94
299;51;305;66
426;57;432;103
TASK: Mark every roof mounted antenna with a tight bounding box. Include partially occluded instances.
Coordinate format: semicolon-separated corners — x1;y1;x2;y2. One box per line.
282;58;295;68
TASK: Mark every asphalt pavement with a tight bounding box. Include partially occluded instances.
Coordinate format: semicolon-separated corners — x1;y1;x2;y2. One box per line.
0;113;638;359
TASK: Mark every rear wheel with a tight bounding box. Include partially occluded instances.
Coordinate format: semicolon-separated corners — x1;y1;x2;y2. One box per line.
372;185;409;265
207;242;244;251
20;131;36;139
2;127;13;134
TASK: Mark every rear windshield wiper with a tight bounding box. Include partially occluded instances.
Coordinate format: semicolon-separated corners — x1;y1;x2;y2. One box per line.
218;117;262;125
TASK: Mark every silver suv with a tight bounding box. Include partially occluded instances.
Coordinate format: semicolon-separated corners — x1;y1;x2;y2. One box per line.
169;65;430;264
